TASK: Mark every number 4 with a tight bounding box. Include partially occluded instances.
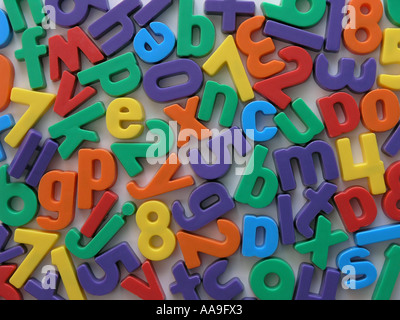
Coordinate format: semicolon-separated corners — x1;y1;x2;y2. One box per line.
378;28;400;91
336;133;386;195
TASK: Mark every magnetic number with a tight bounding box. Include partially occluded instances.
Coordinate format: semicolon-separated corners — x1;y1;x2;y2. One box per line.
136;201;176;261
343;0;383;55
176;219;241;269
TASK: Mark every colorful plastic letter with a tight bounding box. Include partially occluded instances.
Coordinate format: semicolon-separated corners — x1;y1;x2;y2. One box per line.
277;194;296;245
134;22;176;64
295;182;338;239
9;228;59;289
51;246;86;300
337;247;377;290
48;102;106;160
77;242;141;296
316;92;360;138
112;119;173;177
384;0;400;26
53;71;97;117
37;170;77;231
0;224;26;264
360;89;400;132
4;0;44;32
106;98;145;140
0;55;14;112
325;0;345;52
14;26;48;90
177;0;215;58
242;215;279;258
0;115;15;162
262;20;324;51
189;127;251;180
177;219;241;269
242;101;277;142
204;0;255;33
203;259;244;300
88;0;141;56
334;186;377;233
249;258;295;300
77;149;117;210
314;53;377;93
8;129;58;187
65;202;135;260
4;88;56;148
202;35;254;102
294;263;341;300
274;140;339;192
0;165;38;227
294;216;349;270
44;0;109;28
143;59;203;103
236;16;285;79
80;191;118;238
234;145;279;208
48;26;104;82
261;0;326;28
121;260;165;300
254;46;313;110
343;0;383;55
24;273;64;300
78;52;142;97
0;265;22;300
0;9;13;48
164;96;211;148
198;81;239;128
378;28;400;90
355;224;400;247
172;182;235;232
372;244;400;300
169;261;201;300
127;153;195;200
336;133;386;195
274;98;324;145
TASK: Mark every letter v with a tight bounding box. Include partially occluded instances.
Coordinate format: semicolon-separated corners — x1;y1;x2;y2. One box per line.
121;260;165;300
54;71;97;117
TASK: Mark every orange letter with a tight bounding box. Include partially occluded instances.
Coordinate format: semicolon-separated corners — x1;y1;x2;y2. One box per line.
78;149;117;209
37;170;77;230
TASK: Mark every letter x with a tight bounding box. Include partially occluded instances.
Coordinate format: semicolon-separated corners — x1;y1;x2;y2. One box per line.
294;215;348;270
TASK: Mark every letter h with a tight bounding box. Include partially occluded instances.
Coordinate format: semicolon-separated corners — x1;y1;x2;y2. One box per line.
8;129;58;187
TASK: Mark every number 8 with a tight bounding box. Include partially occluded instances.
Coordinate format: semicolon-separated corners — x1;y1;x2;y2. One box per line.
343;0;383;55
136;200;176;261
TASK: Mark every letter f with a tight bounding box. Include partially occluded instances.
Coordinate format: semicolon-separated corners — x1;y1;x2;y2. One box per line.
15;26;48;90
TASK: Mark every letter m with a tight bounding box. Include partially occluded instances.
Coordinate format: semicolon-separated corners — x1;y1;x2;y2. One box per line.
273;140;339;192
49;26;104;81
